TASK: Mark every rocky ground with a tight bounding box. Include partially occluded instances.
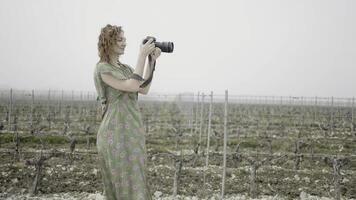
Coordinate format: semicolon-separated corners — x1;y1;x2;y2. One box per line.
1;191;351;200
1;146;356;200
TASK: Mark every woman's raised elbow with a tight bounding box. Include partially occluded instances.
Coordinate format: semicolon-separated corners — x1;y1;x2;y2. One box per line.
139;88;148;95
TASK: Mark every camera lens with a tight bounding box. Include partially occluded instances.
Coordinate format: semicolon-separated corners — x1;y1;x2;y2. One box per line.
156;42;174;53
142;36;174;53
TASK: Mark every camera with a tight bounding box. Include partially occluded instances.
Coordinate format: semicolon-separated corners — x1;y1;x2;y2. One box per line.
142;36;174;53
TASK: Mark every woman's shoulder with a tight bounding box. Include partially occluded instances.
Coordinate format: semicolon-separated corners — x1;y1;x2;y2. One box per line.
94;62;114;76
96;62;114;71
96;61;133;73
96;61;111;67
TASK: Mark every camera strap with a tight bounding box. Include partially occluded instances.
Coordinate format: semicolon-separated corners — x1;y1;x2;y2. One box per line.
139;54;156;88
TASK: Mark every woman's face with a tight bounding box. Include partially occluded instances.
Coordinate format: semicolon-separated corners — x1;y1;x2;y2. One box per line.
111;31;126;55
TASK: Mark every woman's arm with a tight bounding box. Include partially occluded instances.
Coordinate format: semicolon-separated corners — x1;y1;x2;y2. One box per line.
101;74;145;92
138;82;152;95
139;48;161;95
138;61;153;95
101;39;156;92
101;55;146;92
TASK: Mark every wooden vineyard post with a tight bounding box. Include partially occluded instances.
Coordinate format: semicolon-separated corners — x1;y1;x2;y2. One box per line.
59;89;64;115
198;93;205;155
47;89;51;130
220;90;228;199
264;104;272;156
71;90;74;116
80;91;83;120
63;102;71;136
174;120;181;151
352;97;354;135
203;91;213;192
314;96;317;121
330;96;334;135
172;110;183;197
13;111;19;161
53;90;58;122
279;96;283;118
8;88;13;131
190;93;195;136
301;96;305;128
195;91;200;133
30;90;35;134
193;93;205;167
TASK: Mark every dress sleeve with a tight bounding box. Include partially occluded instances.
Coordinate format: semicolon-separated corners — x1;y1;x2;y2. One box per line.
98;63;128;80
94;63;126;106
94;64;108;105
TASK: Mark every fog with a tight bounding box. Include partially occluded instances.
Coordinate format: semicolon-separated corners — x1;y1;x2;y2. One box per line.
0;0;355;97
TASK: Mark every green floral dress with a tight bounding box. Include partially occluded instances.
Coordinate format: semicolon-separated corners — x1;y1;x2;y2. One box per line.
93;62;152;200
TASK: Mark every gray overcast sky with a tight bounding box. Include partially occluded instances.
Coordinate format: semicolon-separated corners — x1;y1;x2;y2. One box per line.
0;0;355;97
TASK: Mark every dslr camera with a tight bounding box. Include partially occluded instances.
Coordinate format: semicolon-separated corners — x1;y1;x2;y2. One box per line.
142;36;174;53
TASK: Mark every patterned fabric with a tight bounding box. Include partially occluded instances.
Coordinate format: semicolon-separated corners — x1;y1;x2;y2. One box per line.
93;62;152;200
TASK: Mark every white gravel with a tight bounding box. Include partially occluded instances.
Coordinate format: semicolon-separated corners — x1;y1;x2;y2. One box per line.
1;191;354;200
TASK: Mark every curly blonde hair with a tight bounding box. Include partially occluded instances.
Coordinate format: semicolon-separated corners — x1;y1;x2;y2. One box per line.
97;24;123;63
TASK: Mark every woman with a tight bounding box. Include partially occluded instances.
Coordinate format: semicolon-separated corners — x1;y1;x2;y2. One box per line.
93;24;160;200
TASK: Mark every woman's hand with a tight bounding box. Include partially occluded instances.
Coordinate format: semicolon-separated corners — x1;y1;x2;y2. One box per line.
139;38;156;58
149;47;161;61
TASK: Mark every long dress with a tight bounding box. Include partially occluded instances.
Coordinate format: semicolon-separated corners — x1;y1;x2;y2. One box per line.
93;62;152;200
